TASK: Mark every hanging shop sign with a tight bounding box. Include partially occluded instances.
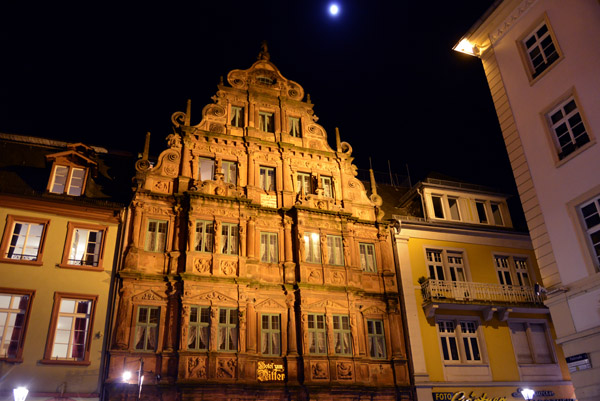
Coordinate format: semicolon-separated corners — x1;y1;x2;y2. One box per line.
257;361;285;382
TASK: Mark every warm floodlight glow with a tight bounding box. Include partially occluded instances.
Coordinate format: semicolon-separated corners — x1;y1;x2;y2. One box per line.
454;38;480;57
122;370;132;381
329;4;339;16
521;388;535;400
13;387;28;401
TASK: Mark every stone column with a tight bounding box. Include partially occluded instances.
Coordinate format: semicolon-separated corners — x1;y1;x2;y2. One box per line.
209;307;219;352
284;218;293;262
180;305;190;350
247;218;256;259
247;151;255;186
281;152;292;192
131;201;143;247
113;285;132;350
326;311;334;356
286;292;298;355
164;283;179;352
388;300;404;358
239;220;247;257
246;300;257;352
181;137;192;178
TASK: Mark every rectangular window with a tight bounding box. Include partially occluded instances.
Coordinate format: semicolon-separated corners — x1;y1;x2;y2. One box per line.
432;195;444;218
580;196;600;270
514;258;531;286
65;225;104;267
195;220;214;253
135;306;159;351
494;256;513;286
509;322;554;364
230;106;244;128
259;112;274;133
1;216;48;262
222;161;237;185
523;22;559;79
260;232;278;263
320;176;333;198
447;252;466;282
367;319;386;359
221;223;239;255
438;320;481;363
548;97;590;160
288;117;301;137
296;172;312;195
475;201;488;224
303;232;321;263
188;306;210;351
448;197;461;220
426;249;445;280
460;321;481;361
439;321;459;361
359;243;377;273
261;314;281;356
198;158;215;181
494;255;532;287
327;235;344;266
145;220;168;252
259;166;276;191
50;166;86;196
490;203;504;225
333;315;352;355
218;308;238;352
0;290;34;360
307;313;327;354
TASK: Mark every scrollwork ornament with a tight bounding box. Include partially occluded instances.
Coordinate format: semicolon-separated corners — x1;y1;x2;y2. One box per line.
171;111;187;128
135;159;151;172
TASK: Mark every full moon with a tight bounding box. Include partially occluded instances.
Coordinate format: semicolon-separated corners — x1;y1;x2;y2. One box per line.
329;4;339;16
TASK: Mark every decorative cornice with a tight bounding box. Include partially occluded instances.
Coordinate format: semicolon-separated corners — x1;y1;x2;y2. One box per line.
490;0;537;45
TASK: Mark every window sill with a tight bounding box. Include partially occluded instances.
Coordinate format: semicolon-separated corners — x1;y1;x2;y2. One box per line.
40;358;91;366
0;257;43;266
58;263;104;272
555;139;596;168
0;356;23;363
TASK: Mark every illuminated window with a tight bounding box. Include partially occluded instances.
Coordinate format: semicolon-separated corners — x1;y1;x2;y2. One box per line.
259;166;276;191
222;161;237;185
261;314;281;356
327;235;344;266
580;196;600;270
63;224;105;268
260;232;278;263
333;315;352;355
221;223;238;255
367;319;386;359
230;106;244;128
523;22;559;79
303;232;321;263
289;117;301;137
188;306;210;351
494;255;531;287
43;293;96;363
198;158;215;181
438;319;481;363
307;313;327;354
547;97;590;160
359;243;376;273
49;165;86;196
320;176;333;198
509;321;554;364
0;290;34;361
259;112;274;133
195;220;214;253
218;308;238;352
145;220;168;252
296;172;312;195
1;216;48;263
135;306;159;351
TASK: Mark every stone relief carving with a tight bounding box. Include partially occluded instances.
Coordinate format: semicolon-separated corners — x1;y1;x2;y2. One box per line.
153;181;170;193
133;289;166;301
330;271;345;285
193;257;211;274
308;299;345;310
337;362;353;380
220;260;237;276
217;358;237;379
307;270;321;283
166;133;181;149
255;298;285;310
361;305;387;316
311;361;328;380
187;356;207;379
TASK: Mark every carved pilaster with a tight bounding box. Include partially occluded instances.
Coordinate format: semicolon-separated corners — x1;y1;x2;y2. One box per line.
388;300;404;358
247;218;256;258
209;307;219;352
286;292;297;355
239;221;247;257
247;151;255;186
239;309;247;353
283;217;293;262
247;300;257;352
113;285;132;350
131;201;143;247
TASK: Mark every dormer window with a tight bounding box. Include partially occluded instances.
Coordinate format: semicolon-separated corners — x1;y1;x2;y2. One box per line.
257;76;274;85
259;112;275;133
289;117;301;138
230;106;244;128
49;165;86;196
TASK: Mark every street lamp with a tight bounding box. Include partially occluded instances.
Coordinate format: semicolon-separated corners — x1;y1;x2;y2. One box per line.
13;387;28;401
122;359;144;400
521;388;535;400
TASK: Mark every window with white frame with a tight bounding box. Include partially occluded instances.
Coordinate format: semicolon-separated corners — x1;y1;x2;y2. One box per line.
195;220;214;253
359;243;377;273
1;216;47;262
494;255;532;287
431;195;444;218
259;166;276;191
307;313;327;354
221;223;238;255
259;111;274;133
135;306;159;351
47;296;95;361
438;319;482;363
218;308;238;352
65;225;104;267
261;314;281;356
426;249;466;282
580;196;600;270
327;235;344;266
509;321;554;364
448;197;461;220
320;176;333;198
0;291;33;360
430;195;461;221
188;306;210;351
198;158;215;181
367;319;386;359
303;232;321;263
222;161;237;185
49;165;86;196
547;97;590;160
490;202;504;225
475;201;488;224
230;106;244;128
297;172;312;195
523;22;559;79
289;117;301;137
333;315;352;355
260;232;278;263
145;220;168;252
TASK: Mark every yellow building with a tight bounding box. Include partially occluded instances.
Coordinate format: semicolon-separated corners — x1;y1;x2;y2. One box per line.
385;177;575;401
0;134;129;401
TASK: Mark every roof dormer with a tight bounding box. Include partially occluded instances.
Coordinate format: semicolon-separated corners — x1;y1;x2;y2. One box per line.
45;145;98;197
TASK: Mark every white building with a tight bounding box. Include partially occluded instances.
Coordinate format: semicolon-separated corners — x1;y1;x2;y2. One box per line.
454;1;600;400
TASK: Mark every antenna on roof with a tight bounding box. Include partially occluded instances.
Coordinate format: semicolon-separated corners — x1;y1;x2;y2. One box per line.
406;163;412;188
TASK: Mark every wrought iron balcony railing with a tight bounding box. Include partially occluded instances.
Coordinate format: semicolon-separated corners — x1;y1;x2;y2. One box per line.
421;279;545;305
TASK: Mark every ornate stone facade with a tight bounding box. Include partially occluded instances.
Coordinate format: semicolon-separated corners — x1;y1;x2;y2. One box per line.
106;47;410;400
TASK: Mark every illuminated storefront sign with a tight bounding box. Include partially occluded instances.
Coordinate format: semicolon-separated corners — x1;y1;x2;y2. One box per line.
257;361;285;382
432;388;576;401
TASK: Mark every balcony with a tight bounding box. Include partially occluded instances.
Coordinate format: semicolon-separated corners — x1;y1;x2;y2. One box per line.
421;279;547;319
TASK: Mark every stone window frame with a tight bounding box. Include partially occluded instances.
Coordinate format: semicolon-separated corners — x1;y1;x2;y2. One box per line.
144;219;168;253
188;305;211;351
326;235;344;266
332;314;352;356
0;215;50;266
41;292;97;366
195;220;214;253
288;116;301;138
260;231;278;264
320;175;333;198
230;105;244;128
260;313;281;356
218;307;238;352
359;242;377;273
221;160;238;185
366;319;386;359
258;111;275;133
296;172;312;195
220;222;239;256
197;157;215;181
303;232;321;264
306;313;327;355
0;287;35;362
59;222;108;271
259;166;277;192
133;305;160;352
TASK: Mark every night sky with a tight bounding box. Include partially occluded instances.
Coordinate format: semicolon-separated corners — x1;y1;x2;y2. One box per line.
1;1;516;197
